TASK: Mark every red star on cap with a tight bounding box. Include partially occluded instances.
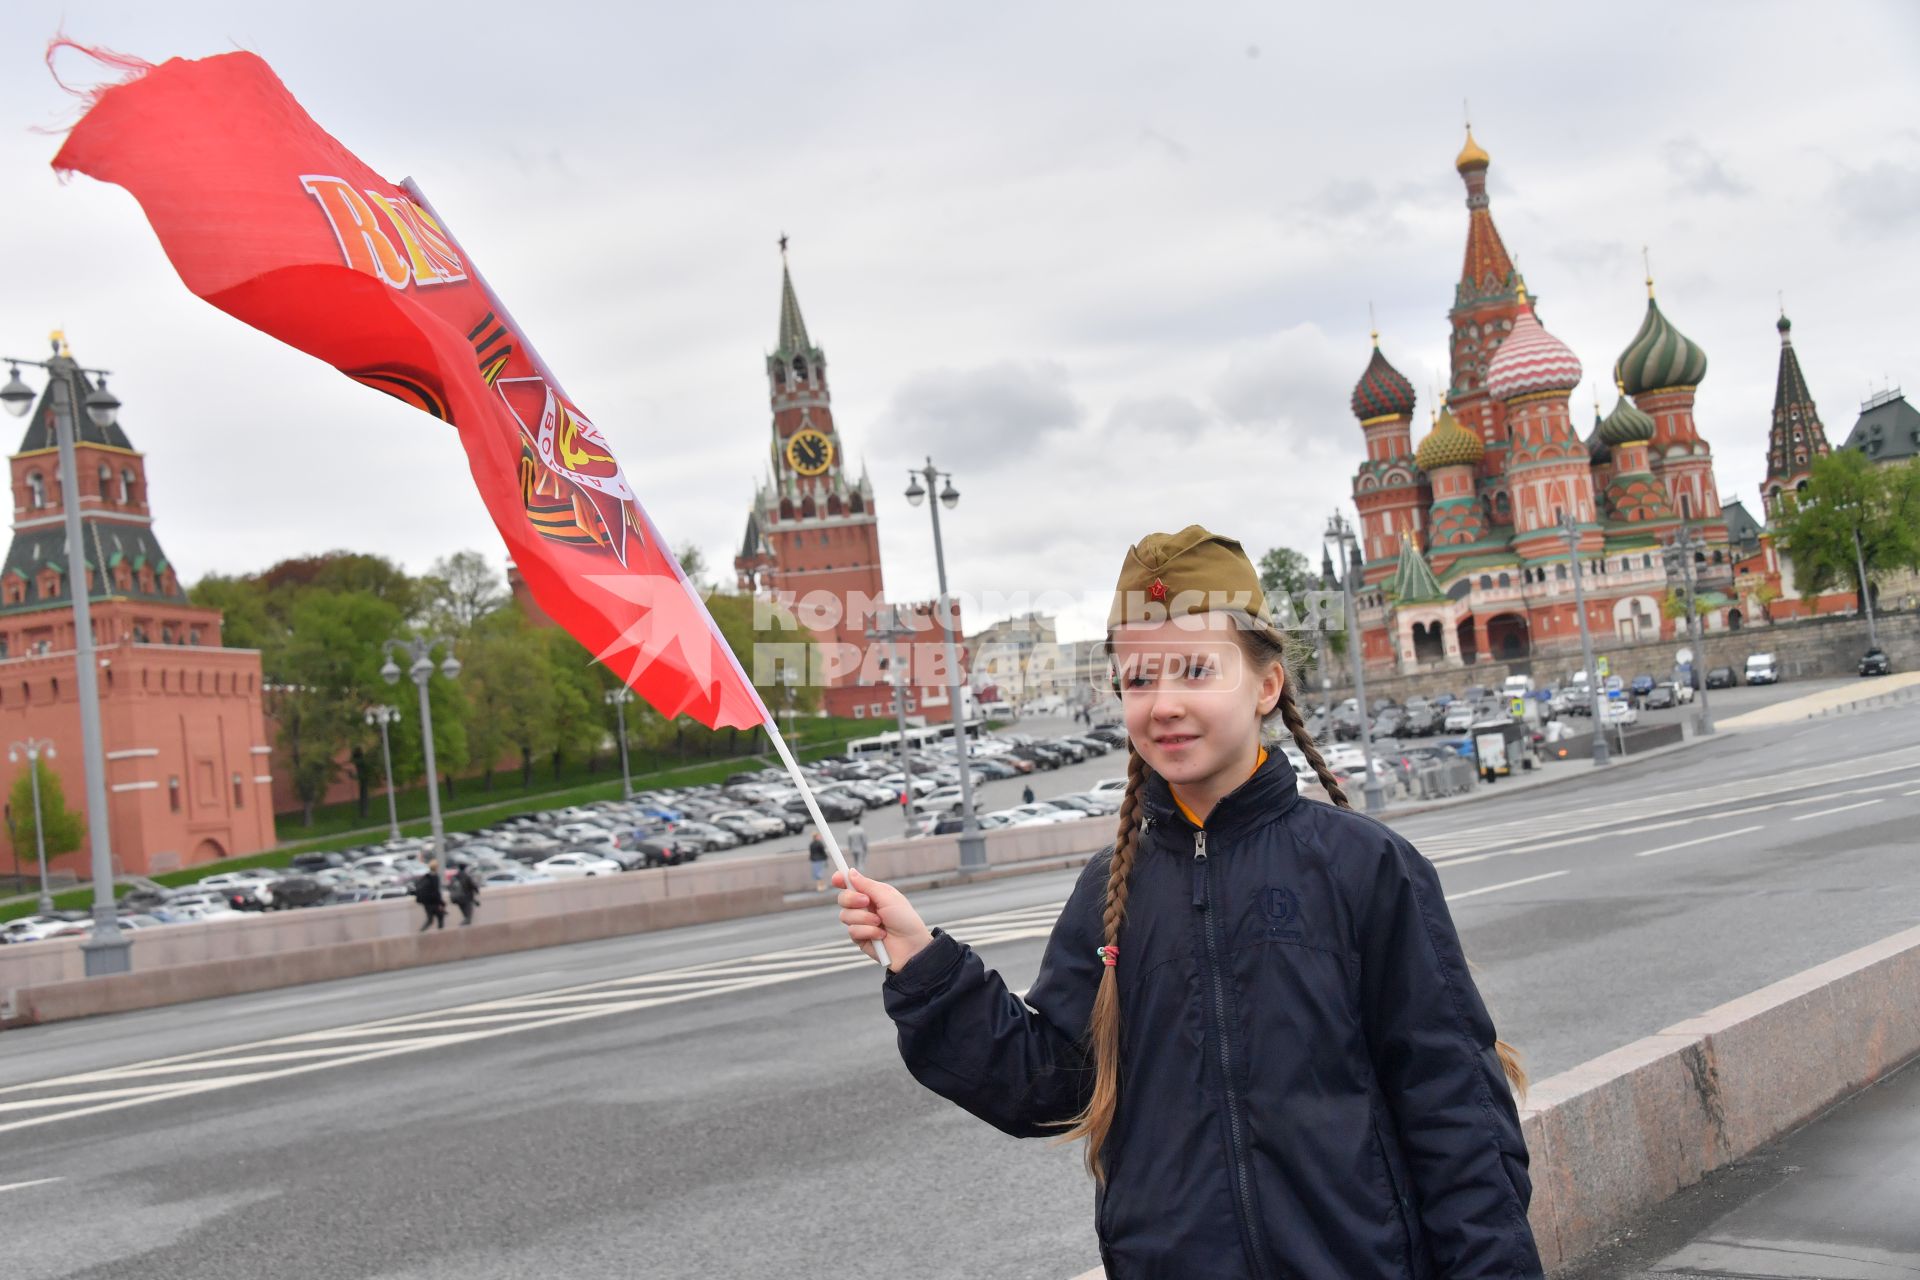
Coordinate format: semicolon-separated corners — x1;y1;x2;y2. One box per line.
1148;578;1167;600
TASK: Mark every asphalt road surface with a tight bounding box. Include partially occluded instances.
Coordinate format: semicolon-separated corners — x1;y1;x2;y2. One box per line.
4;694;1917;1280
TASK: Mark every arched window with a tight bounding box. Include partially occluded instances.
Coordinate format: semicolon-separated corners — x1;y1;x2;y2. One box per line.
26;472;45;508
1556;564;1567;580
120;469;137;505
98;465;113;500
1479;574;1492;590
1497;572;1510;588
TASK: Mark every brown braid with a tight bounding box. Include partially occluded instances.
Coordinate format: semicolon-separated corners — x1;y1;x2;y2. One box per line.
1276;680;1349;809
1057;740;1148;1181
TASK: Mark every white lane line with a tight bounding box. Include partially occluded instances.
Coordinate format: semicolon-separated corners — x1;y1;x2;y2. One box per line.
1445;871;1570;901
1791;799;1886;822
1636;825;1764;859
1431;815;1698;868
0;1177;65;1193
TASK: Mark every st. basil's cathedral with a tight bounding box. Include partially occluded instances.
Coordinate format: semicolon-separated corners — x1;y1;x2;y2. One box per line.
1343;129;1784;676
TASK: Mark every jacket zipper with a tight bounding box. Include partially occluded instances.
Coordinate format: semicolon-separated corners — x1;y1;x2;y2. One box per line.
1194;828;1273;1278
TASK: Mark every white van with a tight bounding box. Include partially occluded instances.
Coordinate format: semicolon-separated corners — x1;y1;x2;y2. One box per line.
1744;653;1779;685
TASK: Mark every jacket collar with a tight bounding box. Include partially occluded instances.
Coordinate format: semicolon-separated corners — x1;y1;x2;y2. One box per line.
1141;745;1300;840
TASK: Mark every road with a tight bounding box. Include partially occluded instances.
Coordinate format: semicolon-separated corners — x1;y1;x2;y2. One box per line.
3;693;1916;1279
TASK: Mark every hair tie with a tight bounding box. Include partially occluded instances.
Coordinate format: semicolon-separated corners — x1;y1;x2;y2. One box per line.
1097;945;1118;968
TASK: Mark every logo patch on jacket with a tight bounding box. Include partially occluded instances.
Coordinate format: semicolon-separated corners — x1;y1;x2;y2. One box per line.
1257;886;1303;942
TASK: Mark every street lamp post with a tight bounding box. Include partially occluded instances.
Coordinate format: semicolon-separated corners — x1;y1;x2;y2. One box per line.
1850;522;1879;650
1664;498;1714;737
866;607;919;831
7;738;57;914
906;458;984;870
364;706;402;842
604;686;635;801
381;637;461;864
1556;510;1610;768
1322;513;1386;814
3;341;130;974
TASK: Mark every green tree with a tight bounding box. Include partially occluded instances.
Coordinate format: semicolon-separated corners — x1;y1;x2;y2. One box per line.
188;574;277;655
461;604;557;788
422;550;506;635
276;589;403;824
8;759;85;866
676;541;711;590
1775;452;1920;609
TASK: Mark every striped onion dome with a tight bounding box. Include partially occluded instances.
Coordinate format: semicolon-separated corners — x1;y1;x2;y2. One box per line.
1598;389;1657;447
1485;303;1583;402
1415;405;1484;471
1616;296;1708;395
1350;342;1417;421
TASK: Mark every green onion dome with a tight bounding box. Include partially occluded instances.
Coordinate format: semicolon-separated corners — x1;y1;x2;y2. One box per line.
1598;389;1656;447
1415;405;1484;471
1350;342;1417;421
1617;296;1708;395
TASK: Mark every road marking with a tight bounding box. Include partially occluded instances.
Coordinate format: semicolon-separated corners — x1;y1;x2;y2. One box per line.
1431;815;1698;868
0;1177;64;1193
1636;825;1764;858
0;896;1064;1135
1445;871;1570;901
1791;799;1886;822
1410;751;1920;858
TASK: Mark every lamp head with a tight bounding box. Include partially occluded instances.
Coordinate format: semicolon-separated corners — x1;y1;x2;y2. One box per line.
84;379;120;430
938;480;959;509
440;654;462;680
381;658;402;685
0;367;32;418
904;476;926;507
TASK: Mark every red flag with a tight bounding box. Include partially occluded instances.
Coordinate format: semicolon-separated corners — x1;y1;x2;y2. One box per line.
50;48;768;730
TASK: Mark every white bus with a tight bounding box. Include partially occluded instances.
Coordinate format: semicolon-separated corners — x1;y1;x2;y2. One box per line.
847;727;944;758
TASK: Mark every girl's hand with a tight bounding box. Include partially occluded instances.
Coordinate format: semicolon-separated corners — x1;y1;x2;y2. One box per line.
834;869;934;972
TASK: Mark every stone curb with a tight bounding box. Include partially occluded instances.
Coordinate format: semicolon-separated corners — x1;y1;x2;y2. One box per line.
1064;921;1920;1278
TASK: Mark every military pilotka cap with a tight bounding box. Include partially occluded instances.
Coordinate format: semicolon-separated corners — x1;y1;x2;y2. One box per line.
1106;524;1273;631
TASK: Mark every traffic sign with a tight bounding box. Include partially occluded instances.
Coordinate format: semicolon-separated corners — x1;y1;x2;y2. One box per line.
1596;655;1611;678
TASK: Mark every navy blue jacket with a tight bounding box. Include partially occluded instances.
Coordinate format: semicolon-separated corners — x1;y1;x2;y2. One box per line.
883;751;1540;1279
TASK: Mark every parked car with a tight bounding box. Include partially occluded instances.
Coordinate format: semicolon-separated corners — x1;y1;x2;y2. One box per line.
532;852;622;878
1705;665;1738;689
1645;682;1678;710
1744;653;1779;685
629;838;700;868
928;812;1014;835
780;792;863;822
1860;648;1893;677
483;867;555;886
709;809;786;841
1089;777;1128;796
1442;703;1478;732
258;875;333;911
1371;707;1407;739
1601;700;1639;726
1629;674;1656;700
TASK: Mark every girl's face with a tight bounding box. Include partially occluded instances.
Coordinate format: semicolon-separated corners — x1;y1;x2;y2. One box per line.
1111;620;1282;808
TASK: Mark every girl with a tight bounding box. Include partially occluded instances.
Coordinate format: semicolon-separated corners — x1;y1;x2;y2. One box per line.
836;525;1540;1279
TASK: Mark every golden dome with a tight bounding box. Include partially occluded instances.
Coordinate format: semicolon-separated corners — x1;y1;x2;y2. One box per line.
1455;127;1490;173
1415;405;1485;471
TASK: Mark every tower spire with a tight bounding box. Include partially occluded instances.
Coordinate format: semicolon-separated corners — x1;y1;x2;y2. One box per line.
1763;310;1830;519
774;239;811;359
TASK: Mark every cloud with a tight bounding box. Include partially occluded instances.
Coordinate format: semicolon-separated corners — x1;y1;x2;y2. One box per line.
1208;323;1352;435
1663;137;1751;198
882;360;1084;462
1831;159;1920;238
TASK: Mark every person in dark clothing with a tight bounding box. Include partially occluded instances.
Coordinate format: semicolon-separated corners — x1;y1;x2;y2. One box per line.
807;830;829;891
835;527;1540;1279
449;863;480;926
1021;783;1035;806
414;859;447;931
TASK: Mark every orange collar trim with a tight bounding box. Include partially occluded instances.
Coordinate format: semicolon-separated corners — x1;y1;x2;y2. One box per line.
1172;747;1267;829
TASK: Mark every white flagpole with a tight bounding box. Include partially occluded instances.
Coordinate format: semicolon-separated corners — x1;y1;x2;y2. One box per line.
761;717;891;969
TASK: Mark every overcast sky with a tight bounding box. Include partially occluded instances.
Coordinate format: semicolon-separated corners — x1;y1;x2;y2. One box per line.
5;2;1917;642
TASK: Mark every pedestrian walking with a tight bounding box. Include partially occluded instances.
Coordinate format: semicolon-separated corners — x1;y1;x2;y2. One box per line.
449;862;480;926
1021;783;1034;806
846;818;869;872
834;525;1539;1278
807;829;829;891
413;858;447;931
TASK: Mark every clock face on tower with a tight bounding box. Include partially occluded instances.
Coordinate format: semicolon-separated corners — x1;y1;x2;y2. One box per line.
785;428;834;477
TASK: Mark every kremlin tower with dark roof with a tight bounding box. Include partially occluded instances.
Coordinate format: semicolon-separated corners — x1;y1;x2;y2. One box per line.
1344;132;1741;675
